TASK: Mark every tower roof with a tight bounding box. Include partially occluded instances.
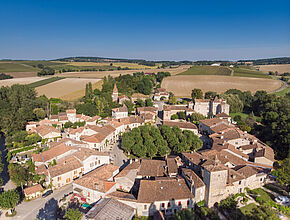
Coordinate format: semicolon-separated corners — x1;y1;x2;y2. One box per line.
113;83;118;93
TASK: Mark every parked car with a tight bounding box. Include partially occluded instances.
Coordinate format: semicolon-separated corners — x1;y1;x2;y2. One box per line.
42;190;53;198
275;195;289;204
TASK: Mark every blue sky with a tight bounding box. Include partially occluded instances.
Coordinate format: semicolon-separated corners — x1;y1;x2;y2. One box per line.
0;0;289;61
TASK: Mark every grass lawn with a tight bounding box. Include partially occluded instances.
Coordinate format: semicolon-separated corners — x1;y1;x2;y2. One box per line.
28;77;64;88
240;203;258;216
273;87;290;97
178;65;232;76
230;112;249;120
232;67;272;79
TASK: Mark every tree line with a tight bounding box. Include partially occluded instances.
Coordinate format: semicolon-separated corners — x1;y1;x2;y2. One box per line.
121;125;202;158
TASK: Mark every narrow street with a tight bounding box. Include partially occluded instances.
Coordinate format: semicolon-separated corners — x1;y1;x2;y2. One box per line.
0;184;73;220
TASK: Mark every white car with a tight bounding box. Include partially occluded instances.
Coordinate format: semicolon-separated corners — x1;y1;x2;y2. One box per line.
275;196;289;204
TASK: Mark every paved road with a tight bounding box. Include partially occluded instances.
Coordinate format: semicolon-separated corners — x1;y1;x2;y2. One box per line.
269;75;288;93
0;184;73;220
110;141;128;167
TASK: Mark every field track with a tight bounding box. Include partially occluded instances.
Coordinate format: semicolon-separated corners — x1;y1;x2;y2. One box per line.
162;75;282;97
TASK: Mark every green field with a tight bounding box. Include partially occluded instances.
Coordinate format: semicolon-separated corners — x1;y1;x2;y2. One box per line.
178;65;272;79
273;87;290;97
28;77;64;88
232;67;271;78
0;62;39;72
178;66;232;76
230;112;250;120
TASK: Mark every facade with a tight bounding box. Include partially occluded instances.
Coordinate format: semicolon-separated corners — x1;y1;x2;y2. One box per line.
112;105;128;119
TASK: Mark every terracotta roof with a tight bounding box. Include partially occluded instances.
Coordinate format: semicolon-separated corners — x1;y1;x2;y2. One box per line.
181;168;205;188
163;105;187;111
166;158;178;174
49;138;87;148
199;118;229;127
66;109;76;114
194;99;211;102
112;105;128;113
255;144;275;161
34;125;60;137
50;115;58;120
182;152;206;166
73;164;119;193
137;178;194;203
210;123;232;133
72;148;109;161
138;159;166;177
58;116;68;121
156;88;166;92
113;83;118;93
162;121;197;130
81;133;107;143
35;164;48;175
234;165;260;178
32;143;72;162
115;161;140;178
49;155;82;178
137;107;158;114
215;112;230;118
24;184;43;195
107;191;137;201
227;168;245;185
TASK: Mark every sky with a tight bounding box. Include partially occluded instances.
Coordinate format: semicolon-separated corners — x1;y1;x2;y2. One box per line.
0;0;289;61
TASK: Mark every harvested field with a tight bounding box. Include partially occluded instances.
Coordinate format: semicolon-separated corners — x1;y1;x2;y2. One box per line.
256;64;290;74
35;78;101;98
5;72;38;78
60;65;190;78
0;77;46;87
162;75;282;97
60;80;103;101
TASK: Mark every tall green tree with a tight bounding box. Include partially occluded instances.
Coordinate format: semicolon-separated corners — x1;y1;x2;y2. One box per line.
64;208;82;220
0;190;20;215
191;88;203;100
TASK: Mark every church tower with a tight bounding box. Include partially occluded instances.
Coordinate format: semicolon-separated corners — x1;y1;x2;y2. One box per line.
112;83;118;102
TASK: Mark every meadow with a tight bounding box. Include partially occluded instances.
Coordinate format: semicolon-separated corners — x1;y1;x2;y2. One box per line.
162;75;282;97
178;66;232;76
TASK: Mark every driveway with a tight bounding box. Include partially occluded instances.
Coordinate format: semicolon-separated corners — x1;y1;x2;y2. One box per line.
0;184;73;220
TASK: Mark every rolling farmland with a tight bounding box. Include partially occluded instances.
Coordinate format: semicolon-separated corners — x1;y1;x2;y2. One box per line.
35;78;101;98
162;75;282;97
179;66;232;76
256;64;290;74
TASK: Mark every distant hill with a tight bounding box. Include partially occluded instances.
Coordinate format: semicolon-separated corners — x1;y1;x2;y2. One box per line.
53;56;194;67
238;57;290;65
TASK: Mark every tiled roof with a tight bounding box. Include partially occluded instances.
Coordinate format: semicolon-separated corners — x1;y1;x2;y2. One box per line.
137;107;158;113
34;125;60;137
166;158;178;174
107;191;137;201
85;198;134;220
138;159;166;177
32;143;72;162
227;168;245;185
115;161;140;178
24;184;43;195
112;105;128;113
66;109;76;114
181;168;205;188
72;148;109;161
49;155;82;178
162;121;197;130
137;178;194;203
199;118;229;127
49;138;87;148
234;165;260;178
163;105;188;111
215;112;230;118
73;164;119;193
80;133;107;143
182;152;206;166
58;116;68;121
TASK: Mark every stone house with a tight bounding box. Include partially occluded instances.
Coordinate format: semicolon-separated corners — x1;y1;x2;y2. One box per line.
24;184;44;200
112;105;128;119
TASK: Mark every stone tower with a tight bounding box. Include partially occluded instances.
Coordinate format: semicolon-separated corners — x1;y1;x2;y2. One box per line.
202;156;228;207
112;83;118;102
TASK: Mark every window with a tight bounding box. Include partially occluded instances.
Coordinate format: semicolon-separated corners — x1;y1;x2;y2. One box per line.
178;201;182;206
98;160;100;164
57;176;61;181
88;192;90;197
168;202;171;207
239;181;242;185
74;170;77;175
161;203;165;208
144;205;147;210
187;200;190;206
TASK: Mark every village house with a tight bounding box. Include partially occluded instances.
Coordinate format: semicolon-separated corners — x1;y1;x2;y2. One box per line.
49;109;84;124
30;125;61;141
199;118;233;135
84;198;135;220
112;105;128;119
24;184;44;200
153;88;170;101
73;164;119;203
162;120;198;135
215;112;231;122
